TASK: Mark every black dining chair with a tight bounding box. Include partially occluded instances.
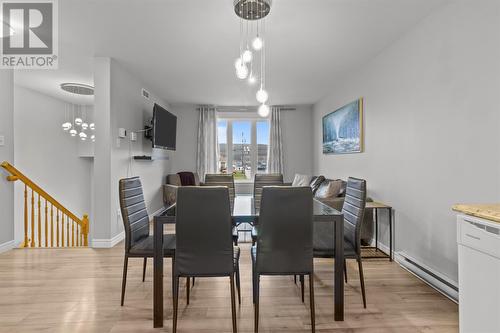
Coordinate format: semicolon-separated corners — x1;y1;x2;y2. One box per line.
313;177;368;308
173;186;240;333
252;186;315;333
204;174;239;245
251;173;284;245
118;177;176;306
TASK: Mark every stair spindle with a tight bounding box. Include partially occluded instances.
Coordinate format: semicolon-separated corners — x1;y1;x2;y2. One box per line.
31;189;35;247
23;185;28;248
61;214;65;247
50;204;54;247
56;209;60;247
37;194;41;247
66;218;70;247
45;200;48;247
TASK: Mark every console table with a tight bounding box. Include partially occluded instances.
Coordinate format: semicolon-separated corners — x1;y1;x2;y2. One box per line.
363;201;394;261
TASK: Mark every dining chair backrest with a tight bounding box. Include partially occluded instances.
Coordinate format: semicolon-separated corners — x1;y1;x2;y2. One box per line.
256;186;313;274
342;177;367;254
175;186;234;276
204;174;235;210
119;177;150;253
253;173;284;211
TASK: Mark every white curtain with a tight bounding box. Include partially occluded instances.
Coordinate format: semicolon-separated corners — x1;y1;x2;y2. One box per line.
267;107;284;174
196;107;219;180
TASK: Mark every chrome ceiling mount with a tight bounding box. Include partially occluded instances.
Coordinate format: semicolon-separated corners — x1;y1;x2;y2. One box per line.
60;83;94;96
234;0;272;20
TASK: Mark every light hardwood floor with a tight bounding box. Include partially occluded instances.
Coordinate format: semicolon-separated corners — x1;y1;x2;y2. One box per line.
0;243;458;333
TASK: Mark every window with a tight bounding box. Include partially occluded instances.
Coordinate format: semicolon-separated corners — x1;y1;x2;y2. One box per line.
217;117;270;181
256;121;269;172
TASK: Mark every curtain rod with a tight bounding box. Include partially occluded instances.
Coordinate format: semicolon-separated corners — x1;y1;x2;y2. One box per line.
196;105;297;111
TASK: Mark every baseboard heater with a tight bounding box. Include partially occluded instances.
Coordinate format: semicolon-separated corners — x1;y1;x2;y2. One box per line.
396;252;459;303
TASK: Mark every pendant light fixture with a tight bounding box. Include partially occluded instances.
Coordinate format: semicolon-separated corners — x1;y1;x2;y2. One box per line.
233;0;272;115
59;83;95;141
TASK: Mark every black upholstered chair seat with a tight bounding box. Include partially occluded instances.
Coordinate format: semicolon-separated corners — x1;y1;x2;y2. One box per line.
313;240;356;258
129;234;176;256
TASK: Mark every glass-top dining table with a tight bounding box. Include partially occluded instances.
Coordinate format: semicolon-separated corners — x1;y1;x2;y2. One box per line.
152;195;345;328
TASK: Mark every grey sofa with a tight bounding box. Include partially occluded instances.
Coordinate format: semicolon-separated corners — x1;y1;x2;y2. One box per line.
162;172;201;206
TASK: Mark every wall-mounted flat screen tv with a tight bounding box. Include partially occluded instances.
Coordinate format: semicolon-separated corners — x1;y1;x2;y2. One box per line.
152;103;177;150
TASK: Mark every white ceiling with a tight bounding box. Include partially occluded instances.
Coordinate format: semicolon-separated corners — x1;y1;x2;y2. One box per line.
14;0;448;106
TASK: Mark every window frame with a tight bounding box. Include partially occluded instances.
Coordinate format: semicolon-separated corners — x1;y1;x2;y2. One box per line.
217;113;270;182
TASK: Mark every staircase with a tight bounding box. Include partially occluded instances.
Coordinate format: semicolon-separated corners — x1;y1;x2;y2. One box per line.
1;161;89;248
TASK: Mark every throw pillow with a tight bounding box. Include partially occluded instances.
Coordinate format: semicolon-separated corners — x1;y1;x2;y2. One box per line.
292;174;312;187
315;179;343;199
309;175;325;194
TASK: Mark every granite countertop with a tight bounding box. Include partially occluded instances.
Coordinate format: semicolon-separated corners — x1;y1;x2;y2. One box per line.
452;204;500;223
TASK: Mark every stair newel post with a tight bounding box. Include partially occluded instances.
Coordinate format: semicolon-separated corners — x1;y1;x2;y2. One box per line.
82;214;89;247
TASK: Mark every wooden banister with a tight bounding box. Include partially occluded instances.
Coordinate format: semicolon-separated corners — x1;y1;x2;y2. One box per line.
1;161;89;247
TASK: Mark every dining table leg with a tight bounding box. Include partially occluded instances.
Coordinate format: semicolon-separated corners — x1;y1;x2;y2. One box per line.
334;215;344;321
153;220;164;328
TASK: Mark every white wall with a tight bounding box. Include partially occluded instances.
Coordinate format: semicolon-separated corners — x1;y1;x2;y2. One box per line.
169;103;198;173
0;70;14;250
13;86;93;244
281;105;314;182
93;57;172;244
313;0;500;283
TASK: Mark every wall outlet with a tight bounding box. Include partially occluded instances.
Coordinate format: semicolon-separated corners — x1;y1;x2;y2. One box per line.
130;131;137;141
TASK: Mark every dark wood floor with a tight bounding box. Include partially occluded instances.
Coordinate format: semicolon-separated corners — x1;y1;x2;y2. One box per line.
0;243;458;332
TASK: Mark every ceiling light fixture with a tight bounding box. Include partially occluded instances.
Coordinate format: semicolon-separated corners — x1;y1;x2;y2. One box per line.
60;84;95;142
233;0;272;113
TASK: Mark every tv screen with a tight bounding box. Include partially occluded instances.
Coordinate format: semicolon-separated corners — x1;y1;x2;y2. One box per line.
152;103;177;150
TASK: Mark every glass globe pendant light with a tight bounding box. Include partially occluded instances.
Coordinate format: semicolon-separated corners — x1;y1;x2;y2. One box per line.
256;85;268;103
90;134;95;142
75;117;83;126
81;122;89;130
62;122;72;131
79;132;87;141
89;123;95;130
252;36;263;51
236;63;248;80
258;104;270;117
242;49;252;63
69;129;77;137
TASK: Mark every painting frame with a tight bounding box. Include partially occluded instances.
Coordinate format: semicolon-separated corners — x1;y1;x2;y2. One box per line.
322;98;364;155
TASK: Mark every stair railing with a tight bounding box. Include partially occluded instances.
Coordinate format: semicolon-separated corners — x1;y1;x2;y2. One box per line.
1;161;89;247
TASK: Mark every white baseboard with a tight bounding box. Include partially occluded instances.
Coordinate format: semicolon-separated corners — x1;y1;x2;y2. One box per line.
368;239;458;303
92;231;125;248
0;240;16;254
395;251;459;303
